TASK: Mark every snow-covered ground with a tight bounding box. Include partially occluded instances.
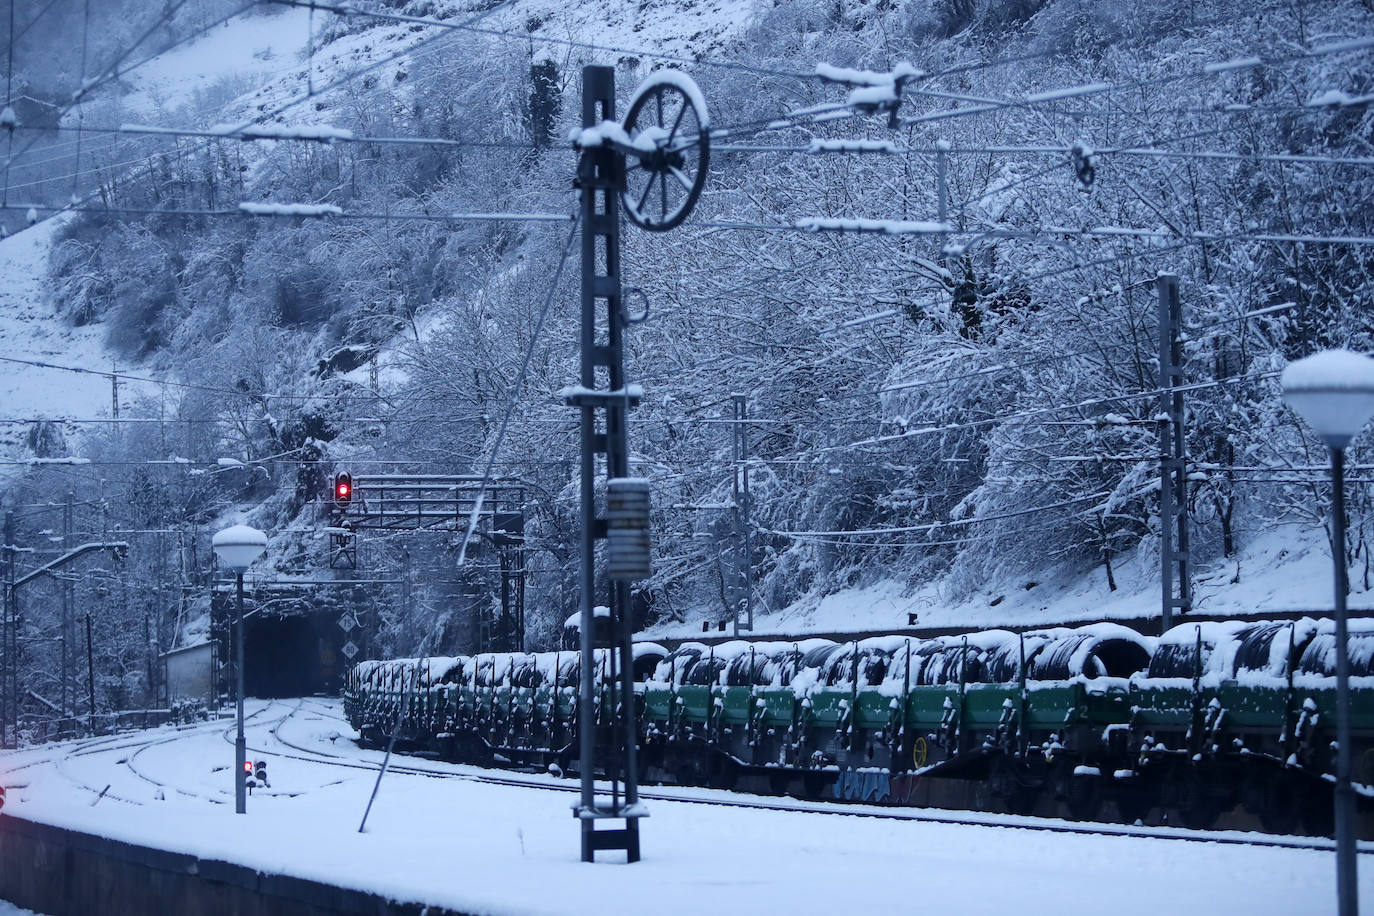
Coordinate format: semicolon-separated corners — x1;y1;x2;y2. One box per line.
0;902;43;916
1;698;1369;915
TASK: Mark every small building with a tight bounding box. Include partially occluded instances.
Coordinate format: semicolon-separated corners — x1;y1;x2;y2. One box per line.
161;641;217;709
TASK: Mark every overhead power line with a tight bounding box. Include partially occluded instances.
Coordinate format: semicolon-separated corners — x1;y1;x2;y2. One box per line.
19;122;543;155
0;0;259;178
894;36;1374;130
682;218;1374;248
803;369;1283;459
756;489;1111;539
2;200;573;224
714;139;1374;169
8;0;523;225
263;0;816;80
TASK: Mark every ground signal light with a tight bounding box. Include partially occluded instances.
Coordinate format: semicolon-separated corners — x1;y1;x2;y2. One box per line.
333;472;353;509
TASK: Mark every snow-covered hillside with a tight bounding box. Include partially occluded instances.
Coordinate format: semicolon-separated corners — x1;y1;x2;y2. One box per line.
0;218;121;463
646;522;1352;639
0;5;326;471
113;5;321;119
3;0;1372;665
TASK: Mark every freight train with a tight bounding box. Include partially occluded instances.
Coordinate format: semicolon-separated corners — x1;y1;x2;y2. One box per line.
342;618;1374;835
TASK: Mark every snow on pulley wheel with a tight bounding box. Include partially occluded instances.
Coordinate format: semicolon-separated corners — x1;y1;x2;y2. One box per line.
621;71;710;232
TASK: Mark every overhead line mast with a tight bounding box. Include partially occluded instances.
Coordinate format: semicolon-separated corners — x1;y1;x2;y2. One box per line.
566;64;709;863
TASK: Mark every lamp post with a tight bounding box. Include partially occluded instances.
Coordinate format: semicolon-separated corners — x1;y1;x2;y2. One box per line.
1282;348;1374;916
212;524;266;815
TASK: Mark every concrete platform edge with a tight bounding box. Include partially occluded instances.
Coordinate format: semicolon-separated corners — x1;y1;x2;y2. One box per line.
0;813;475;916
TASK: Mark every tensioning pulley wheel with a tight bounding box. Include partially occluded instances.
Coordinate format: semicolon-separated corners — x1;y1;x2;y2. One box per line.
620;71;710;232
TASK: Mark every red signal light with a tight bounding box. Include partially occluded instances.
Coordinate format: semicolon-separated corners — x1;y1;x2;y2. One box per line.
333;472;353;509
243;760;253;773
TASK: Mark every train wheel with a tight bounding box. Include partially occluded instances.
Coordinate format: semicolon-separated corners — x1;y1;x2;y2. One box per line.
1066;774;1102;821
707;756;740;791
1175;768;1223;830
1300;782;1335;837
1114;785;1154;825
989;756;1039;816
1052;762;1102;821
671;750;708;787
801;770;832;800
1257;773;1301;835
766;769;792;796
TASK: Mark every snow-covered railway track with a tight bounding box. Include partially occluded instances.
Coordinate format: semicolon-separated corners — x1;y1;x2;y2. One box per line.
233;700;1370;856
116;707;294;805
9;706;278;807
13;698;1365;857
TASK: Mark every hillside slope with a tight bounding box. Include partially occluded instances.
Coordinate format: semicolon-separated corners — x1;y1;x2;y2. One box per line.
2;0;1371;661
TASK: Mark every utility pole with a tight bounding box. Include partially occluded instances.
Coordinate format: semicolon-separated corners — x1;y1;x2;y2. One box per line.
110;365;120;448
566;64;644;864
61;492;73;716
85;614;96;736
731;394;754;635
2;510;13;748
1157;273;1192;633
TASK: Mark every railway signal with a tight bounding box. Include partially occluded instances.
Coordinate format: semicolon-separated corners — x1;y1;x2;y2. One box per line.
254;760;269;787
333;472;353;510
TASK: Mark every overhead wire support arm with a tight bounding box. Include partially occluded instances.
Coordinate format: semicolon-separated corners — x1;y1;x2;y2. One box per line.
3;535;127;746
10;541;129;591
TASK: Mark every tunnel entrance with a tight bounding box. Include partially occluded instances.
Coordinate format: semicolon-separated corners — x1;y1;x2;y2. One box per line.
210;582;384;700
243;613;341;698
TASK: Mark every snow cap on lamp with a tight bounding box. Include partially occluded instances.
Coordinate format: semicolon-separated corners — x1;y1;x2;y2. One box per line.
212;524;267;572
1281;349;1374;449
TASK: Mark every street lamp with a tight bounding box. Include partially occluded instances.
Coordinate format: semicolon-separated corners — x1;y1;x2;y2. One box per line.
212;524;266;815
1282;348;1374;916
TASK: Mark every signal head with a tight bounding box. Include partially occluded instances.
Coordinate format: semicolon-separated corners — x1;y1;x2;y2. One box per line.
333;472;353;509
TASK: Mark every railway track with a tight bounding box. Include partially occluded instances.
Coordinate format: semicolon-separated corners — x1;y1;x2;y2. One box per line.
8;697;1370;856
249;699;1374;856
3;706;280;808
